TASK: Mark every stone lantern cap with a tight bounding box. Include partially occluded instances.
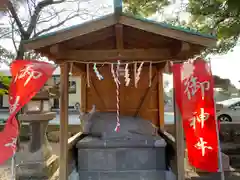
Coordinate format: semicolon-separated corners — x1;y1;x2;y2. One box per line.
18;112;56;122
32;90;50;101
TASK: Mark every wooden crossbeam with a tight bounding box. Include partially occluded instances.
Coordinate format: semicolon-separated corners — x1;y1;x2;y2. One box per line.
55;48;171;61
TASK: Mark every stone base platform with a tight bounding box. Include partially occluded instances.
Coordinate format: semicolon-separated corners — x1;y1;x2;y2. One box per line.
76;136;168;180
78;170;176;180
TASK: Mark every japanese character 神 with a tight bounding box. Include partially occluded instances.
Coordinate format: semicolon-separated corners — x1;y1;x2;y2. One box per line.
14;64;42;87
184;75;210;100
189;108;209;129
195;137;213;156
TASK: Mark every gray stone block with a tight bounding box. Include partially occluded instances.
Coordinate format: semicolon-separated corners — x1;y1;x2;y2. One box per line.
100;171;140;180
156;148;167;169
78;148;166;171
116;148;155;170
78;149;116;171
76;113;168;180
78;171;99;180
76;136;166;148
116;148;166;170
77;170;176;180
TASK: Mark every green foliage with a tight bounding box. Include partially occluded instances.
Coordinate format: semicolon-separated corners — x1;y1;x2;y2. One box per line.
187;0;240;54
0;45;14;64
122;0;240;54
123;0;170;17
0;46;11;95
0;72;10;95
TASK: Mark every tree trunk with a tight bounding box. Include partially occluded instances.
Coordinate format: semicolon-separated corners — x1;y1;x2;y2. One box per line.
16;41;25;59
15;39;26;151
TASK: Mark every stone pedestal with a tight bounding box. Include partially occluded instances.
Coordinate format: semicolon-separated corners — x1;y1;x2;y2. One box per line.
76;113;172;180
76;136;169;180
16;112;59;180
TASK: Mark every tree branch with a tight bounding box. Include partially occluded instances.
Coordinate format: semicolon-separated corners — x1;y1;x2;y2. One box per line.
26;0;33;18
7;1;27;37
26;0;66;36
37;8;64;24
33;13;79;37
8;18;18;53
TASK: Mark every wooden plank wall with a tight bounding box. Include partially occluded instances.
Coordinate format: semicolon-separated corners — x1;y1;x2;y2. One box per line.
81;64;165;126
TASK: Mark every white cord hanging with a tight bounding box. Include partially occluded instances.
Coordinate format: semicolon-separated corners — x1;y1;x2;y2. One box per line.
69;62;73;76
149;62;152;87
86;63;90;87
134;63;137;87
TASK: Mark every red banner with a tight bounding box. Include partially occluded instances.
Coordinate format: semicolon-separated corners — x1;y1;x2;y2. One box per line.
0;60;56;164
172;58;219;172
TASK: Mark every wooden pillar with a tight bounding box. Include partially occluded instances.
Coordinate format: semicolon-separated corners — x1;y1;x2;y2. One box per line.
173;90;185;180
59;63;69;180
158;68;165;128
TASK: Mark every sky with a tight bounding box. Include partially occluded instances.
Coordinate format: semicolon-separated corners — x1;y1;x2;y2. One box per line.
0;0;240;89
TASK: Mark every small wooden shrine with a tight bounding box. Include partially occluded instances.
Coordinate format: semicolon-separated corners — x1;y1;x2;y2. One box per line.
23;4;217;180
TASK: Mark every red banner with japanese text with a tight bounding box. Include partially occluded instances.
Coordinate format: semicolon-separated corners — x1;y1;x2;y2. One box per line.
0;60;56;164
172;58;219;172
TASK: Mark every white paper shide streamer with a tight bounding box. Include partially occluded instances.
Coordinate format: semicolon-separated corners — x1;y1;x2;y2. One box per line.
111;61;121;132
93;63;104;80
135;62;144;87
124;63;130;86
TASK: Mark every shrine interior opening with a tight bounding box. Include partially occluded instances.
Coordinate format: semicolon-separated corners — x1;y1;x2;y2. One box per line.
23;12;216;180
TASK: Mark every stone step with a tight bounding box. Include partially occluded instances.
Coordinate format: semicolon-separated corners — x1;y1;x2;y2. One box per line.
221;143;240;155
16;155;59;180
189;171;240;180
78;170;175;180
229;155;240;169
78;147;166;171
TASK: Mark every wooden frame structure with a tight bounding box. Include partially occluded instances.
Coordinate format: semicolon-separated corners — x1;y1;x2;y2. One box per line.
24;10;217;180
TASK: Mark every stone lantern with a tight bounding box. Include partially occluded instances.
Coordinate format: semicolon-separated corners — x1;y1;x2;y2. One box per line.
23;90;51;114
16;89;59;180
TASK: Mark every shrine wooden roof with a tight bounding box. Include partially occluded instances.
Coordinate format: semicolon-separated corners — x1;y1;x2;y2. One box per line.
23;13;217;63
